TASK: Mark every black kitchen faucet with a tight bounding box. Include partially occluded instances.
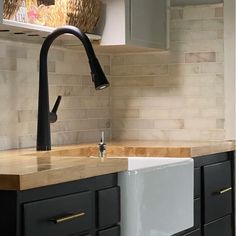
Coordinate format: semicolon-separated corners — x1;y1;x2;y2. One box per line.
37;26;109;151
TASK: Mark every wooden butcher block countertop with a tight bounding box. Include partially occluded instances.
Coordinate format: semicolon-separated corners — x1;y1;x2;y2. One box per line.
0;140;234;191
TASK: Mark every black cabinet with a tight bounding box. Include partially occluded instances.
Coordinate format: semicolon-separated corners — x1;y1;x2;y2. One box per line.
203;161;232;223
0;173;120;236
174;151;235;236
183;229;201;236
194;168;201;198
24;191;94;236
97;186;120;228
204;215;232;236
97;225;120;236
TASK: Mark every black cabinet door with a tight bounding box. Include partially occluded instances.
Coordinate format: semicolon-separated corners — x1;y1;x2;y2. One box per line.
194;168;201;198
204;215;232;236
97;225;120;236
204;161;232;223
24;191;94;236
183;229;201;236
97;186;120;228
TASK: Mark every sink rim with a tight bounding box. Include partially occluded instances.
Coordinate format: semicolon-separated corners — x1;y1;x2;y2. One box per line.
126;156;193;171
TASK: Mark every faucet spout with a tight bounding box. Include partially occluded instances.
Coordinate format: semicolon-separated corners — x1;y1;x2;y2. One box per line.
37;26;109;151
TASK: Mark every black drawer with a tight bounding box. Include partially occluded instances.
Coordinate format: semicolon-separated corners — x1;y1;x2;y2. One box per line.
97;225;120;236
183;229;201;236
203;161;232;223
194;168;200;198
204;215;232;236
24;191;94;236
97;186;120;228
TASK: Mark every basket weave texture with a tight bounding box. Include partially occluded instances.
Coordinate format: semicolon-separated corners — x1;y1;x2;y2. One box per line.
28;0;102;33
3;0;21;19
66;0;102;33
3;0;102;33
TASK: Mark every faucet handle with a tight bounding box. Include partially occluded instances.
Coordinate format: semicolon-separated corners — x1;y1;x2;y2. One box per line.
49;96;62;123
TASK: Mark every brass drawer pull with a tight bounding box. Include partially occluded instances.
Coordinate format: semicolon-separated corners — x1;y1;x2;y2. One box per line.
52;212;85;224
219;187;232;195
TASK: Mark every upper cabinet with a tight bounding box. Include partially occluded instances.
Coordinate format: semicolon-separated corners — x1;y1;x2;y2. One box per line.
98;0;170;50
0;0;169;50
0;0;101;45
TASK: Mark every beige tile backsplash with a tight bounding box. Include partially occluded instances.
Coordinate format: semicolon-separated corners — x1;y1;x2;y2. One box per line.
0;4;226;150
0;40;111;150
110;4;225;141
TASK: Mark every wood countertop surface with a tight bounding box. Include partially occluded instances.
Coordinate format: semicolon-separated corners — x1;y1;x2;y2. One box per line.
0;140;234;190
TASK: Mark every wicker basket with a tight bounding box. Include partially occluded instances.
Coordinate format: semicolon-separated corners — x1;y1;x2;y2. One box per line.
3;0;21;19
30;0;101;33
66;0;102;33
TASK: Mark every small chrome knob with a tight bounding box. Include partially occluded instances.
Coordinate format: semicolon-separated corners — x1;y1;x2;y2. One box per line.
98;131;106;158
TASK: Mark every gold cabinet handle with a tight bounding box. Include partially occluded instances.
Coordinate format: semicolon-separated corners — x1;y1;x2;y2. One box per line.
52;212;85;224
219;187;232;195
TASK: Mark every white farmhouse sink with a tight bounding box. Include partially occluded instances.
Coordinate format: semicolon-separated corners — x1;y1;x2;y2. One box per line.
118;157;194;236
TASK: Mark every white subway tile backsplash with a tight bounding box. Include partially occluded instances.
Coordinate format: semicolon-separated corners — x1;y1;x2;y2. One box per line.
18;134;36;148
138;130;170;141
55;61;90;75
112;119;155;130
0;58;17;71
215;7;223;18
77;129;111;143
182;6;217;20
185;52;216;63
0;4;226;149
200;108;224;118
6;46;28;59
17;59;37;72
155;119;184;129
0;40;111;150
170;40;224;52
184;119;217;129
111;53;170;66
111;4;225;141
112;109;140;119
170;19;203;31
18;110;37;122
112;97;185;109
111;65;168;76
200;62;224;74
17;121;37;136
171;8;183;20
112;129;140;140
154;76;184;87
48;74;83;86
0;136;18;150
201;19;223;30
171;30;219;42
169;64;201;75
86;109;110;119
111;76;155;87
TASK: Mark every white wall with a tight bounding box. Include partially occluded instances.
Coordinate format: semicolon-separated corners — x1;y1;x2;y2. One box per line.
224;0;236;140
224;1;236;234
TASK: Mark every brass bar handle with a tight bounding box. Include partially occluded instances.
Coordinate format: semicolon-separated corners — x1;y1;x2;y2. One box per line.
219;187;232;195
52;212;85;224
